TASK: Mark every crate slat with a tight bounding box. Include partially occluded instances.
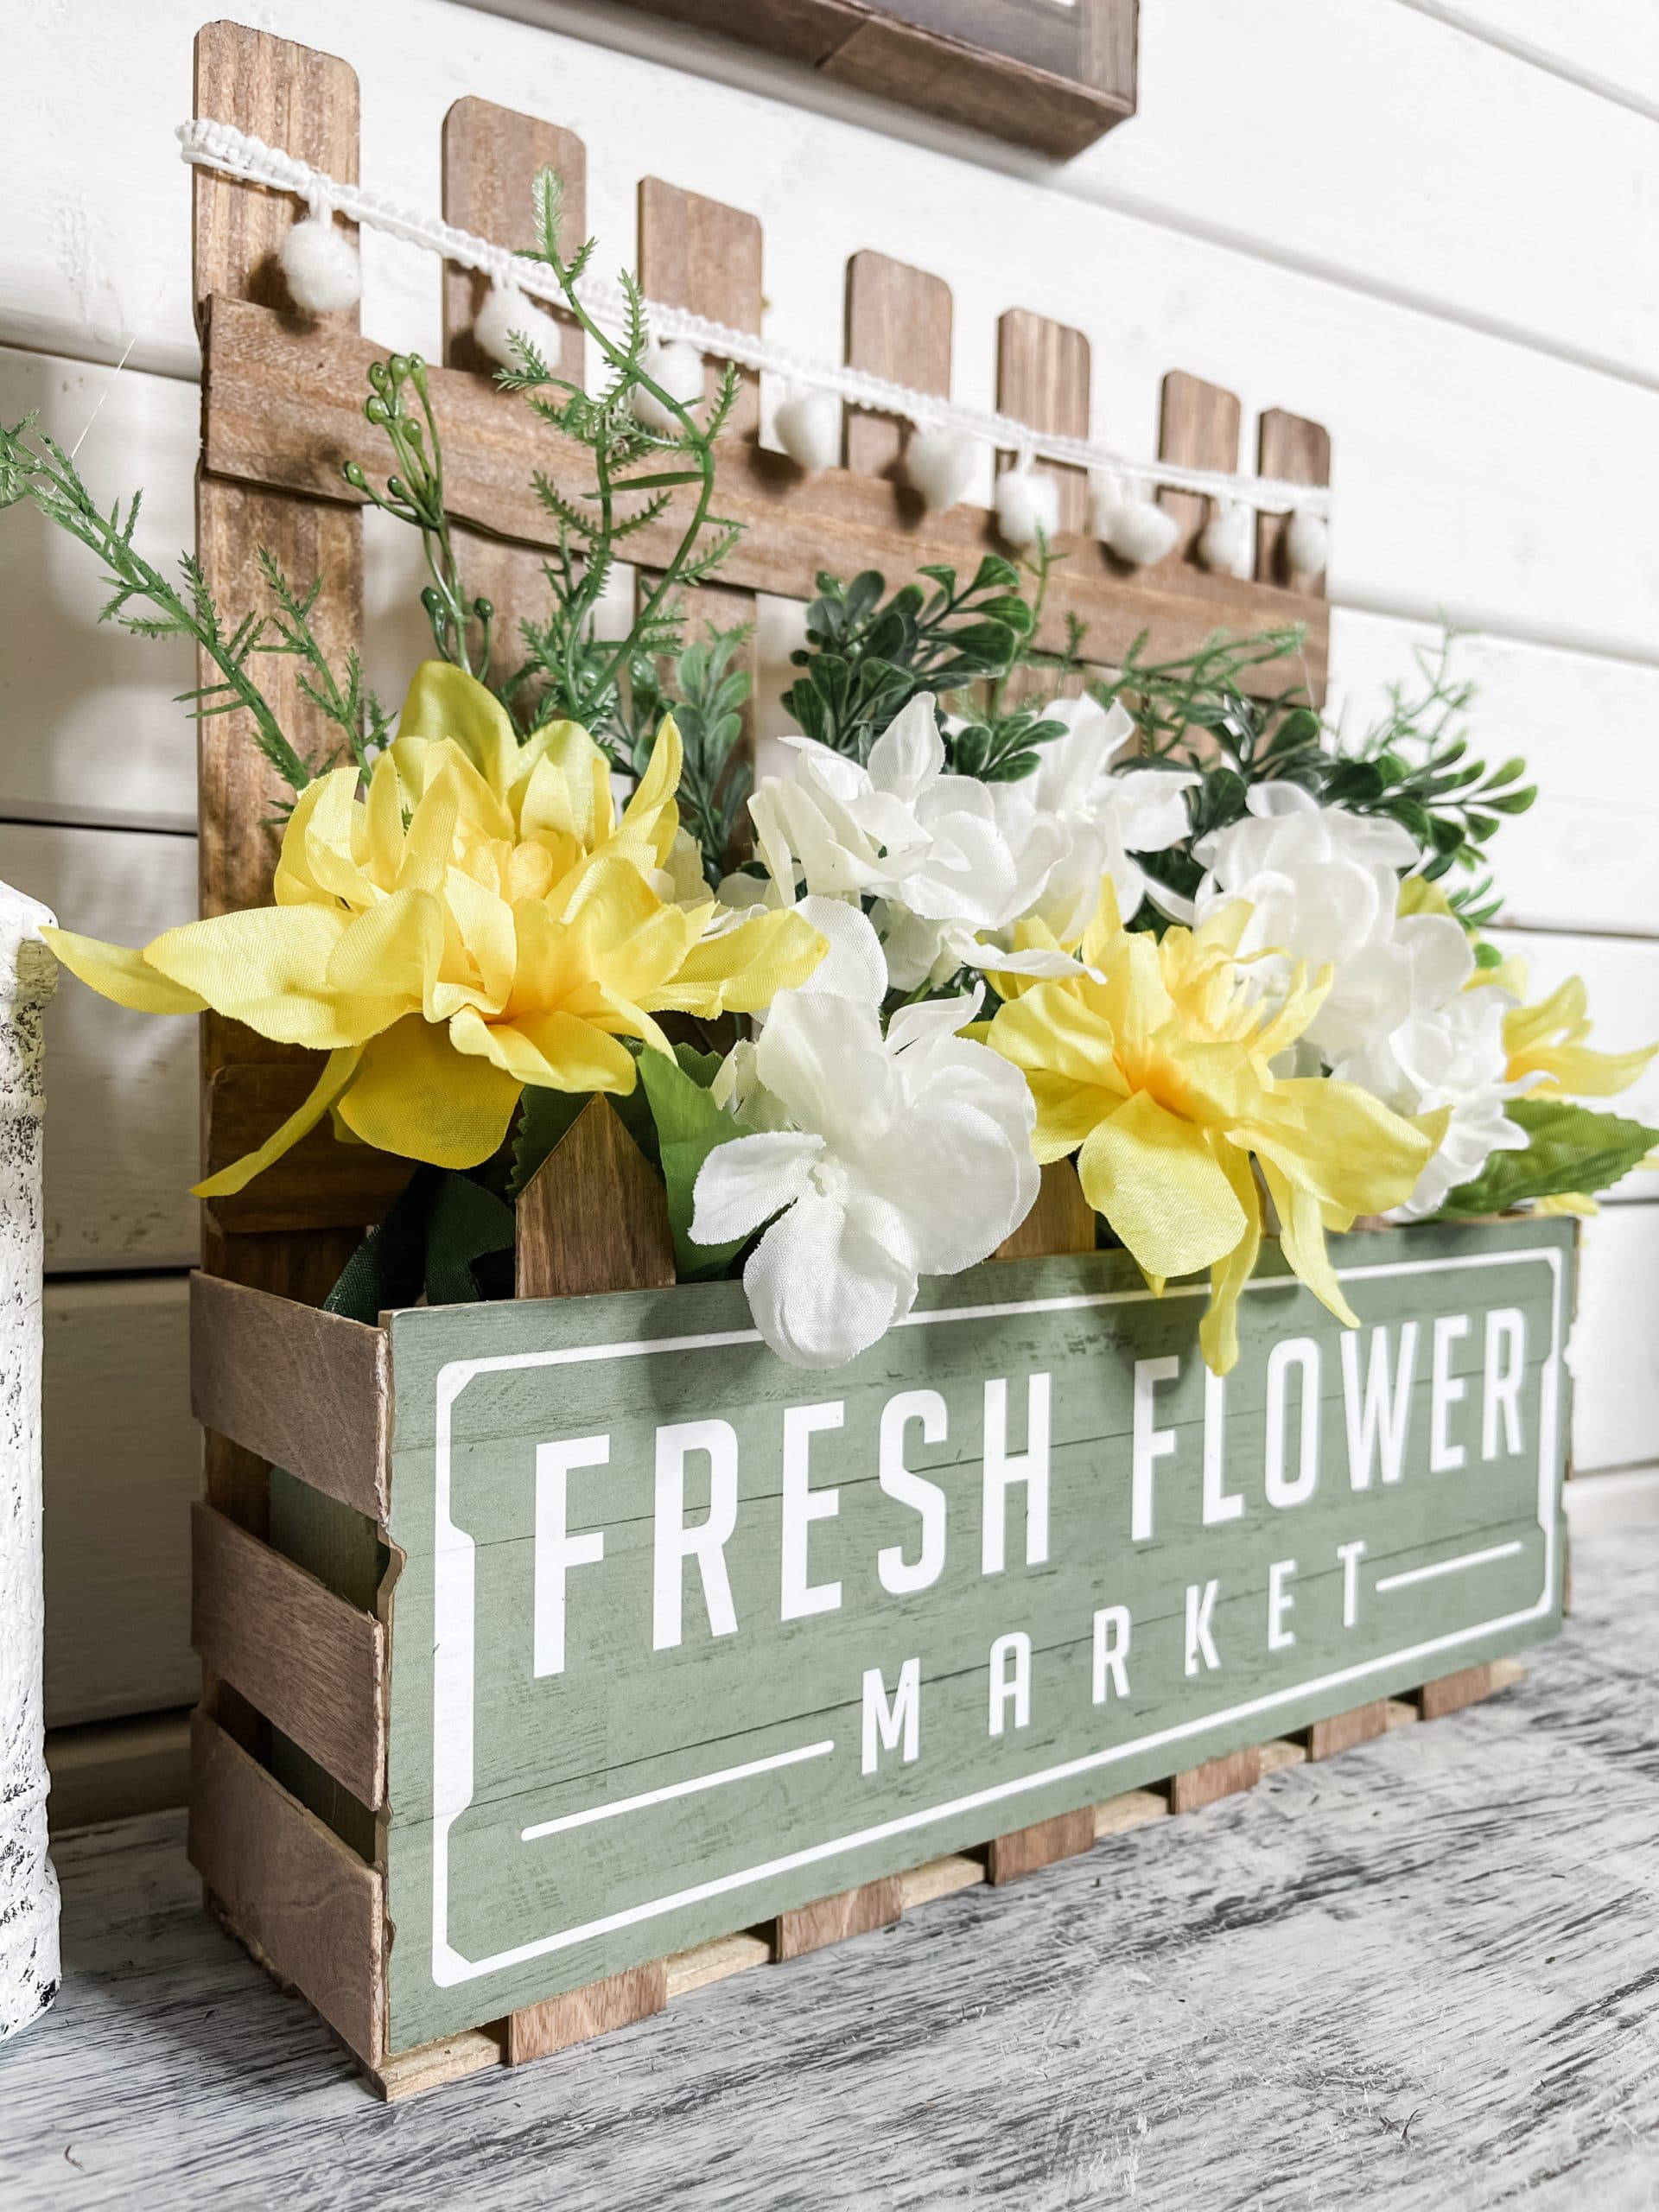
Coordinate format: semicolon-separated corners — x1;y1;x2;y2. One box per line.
191;1503;386;1807
188;1710;385;2066
189;1273;389;1522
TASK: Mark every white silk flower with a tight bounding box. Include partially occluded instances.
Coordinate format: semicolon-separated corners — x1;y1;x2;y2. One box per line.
690;903;1040;1368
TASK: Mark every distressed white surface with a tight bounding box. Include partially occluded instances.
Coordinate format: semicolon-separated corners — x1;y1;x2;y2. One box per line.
0;884;59;2040
3;1536;1657;2204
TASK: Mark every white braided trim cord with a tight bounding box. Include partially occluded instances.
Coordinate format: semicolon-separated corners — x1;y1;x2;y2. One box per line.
179;118;1332;522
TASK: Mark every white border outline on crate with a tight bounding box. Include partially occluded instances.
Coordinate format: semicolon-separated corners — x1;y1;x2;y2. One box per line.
424;1244;1565;1989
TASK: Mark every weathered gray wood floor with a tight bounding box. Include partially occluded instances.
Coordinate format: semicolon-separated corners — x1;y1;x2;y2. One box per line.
4;1533;1659;2210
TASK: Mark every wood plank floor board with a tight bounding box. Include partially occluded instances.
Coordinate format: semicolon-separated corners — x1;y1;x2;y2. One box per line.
5;1535;1659;2206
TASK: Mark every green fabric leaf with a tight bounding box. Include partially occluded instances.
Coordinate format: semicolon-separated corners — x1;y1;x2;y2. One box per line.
639;1045;752;1280
1441;1096;1659;1217
509;1087;586;1198
423;1173;515;1306
322;1164;515;1319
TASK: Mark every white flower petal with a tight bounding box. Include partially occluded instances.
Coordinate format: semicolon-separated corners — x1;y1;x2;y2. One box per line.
743;1192;916;1368
867;693;944;803
690;1131;824;1245
755;988;897;1150
792;895;889;1006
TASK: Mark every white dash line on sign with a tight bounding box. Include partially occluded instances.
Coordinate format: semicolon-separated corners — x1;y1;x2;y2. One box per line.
1375;1541;1525;1593
521;1739;836;1844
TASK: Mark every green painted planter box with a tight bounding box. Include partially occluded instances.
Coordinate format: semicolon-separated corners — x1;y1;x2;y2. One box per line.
366;1215;1571;2051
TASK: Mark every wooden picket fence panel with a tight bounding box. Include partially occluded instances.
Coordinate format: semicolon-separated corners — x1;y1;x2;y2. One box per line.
179;21;1536;2106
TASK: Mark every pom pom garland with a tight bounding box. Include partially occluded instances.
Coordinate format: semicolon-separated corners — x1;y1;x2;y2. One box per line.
473;282;564;371
1090;481;1180;568
632;340;707;432
906;427;976;513
1197;500;1254;578
774;386;842;476
993;467;1060;550
279;213;361;315
1286;507;1330;578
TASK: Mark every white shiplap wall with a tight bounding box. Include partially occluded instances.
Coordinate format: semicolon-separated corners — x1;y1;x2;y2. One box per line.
3;0;1656;1754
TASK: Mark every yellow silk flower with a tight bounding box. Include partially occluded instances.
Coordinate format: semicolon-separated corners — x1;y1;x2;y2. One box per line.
987;884;1447;1374
44;664;824;1193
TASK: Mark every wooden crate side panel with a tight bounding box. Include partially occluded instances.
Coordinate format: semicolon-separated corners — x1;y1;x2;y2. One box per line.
201;302;1332;700
192;1503;386;1807
188;1711;385;2066
380;1217;1571;2048
190;1273;390;1521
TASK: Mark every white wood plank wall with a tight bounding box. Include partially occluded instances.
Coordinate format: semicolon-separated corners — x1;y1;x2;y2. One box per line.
3;0;1656;1808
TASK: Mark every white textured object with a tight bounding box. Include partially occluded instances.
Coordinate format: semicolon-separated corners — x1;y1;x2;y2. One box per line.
1198;501;1254;576
1286;506;1330;576
0;880;58;2044
1091;483;1180;567
632;340;707;432
993;467;1060;550
773;386;841;475
906;428;976;513
472;282;563;370
276;213;360;315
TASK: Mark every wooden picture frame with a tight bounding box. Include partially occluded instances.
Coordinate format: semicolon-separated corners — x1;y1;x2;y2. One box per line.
604;0;1138;159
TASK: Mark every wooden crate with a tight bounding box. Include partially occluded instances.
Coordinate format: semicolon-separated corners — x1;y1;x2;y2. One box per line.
181;23;1558;2098
189;1184;1570;2093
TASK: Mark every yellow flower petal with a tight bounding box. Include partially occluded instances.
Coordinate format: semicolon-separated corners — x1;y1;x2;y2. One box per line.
43;927;207;1015
141;906;365;1047
1077;1090;1247;1281
656;908;829;1016
1198;1141;1263;1377
448;1004;638;1092
395;660;522;798
1261;1159;1357;1330
336;1013;520;1168
194;1047;363;1197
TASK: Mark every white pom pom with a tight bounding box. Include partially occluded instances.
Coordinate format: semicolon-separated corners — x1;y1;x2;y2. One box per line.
1286;507;1329;577
1198;501;1253;576
773;385;842;476
632;340;707;432
474;283;563;370
906;426;976;512
993;467;1060;550
1091;484;1179;568
279;215;361;315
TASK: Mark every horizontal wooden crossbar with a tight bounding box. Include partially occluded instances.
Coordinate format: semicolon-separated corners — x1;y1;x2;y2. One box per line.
189;1711;387;2068
190;1273;390;1521
201;296;1330;696
192;1503;387;1807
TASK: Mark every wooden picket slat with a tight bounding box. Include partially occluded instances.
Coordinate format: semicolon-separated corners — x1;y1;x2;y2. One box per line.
1158;370;1243;563
844;251;953;482
442;99;587;694
997;307;1091;535
192;22;368;1626
513;1099;676;1303
637;178;763;435
1255;408;1332;594
635;177;764;822
772;1878;903;1959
